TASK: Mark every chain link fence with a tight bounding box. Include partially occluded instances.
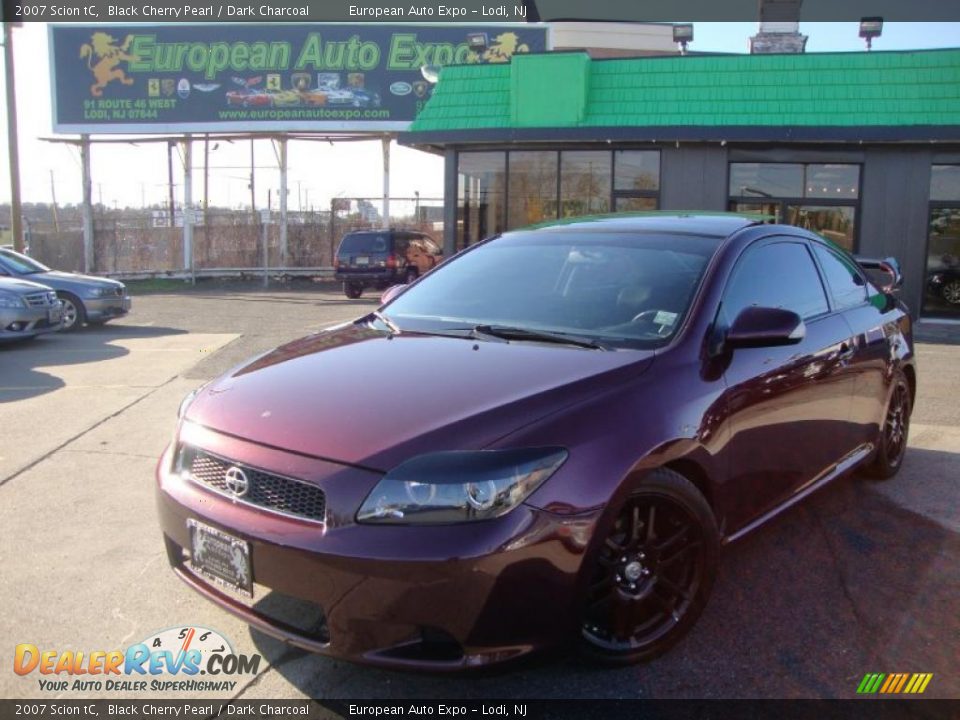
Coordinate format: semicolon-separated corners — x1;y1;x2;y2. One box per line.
24;197;443;277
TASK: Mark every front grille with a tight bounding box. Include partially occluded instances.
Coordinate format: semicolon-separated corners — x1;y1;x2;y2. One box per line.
24;291;56;308
184;448;326;523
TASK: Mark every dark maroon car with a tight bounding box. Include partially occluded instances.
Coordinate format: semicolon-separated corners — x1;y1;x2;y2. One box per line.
156;214;915;670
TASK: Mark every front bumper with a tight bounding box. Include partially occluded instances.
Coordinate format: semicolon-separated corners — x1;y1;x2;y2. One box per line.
155;426;599;670
84;294;131;322
0;303;62;341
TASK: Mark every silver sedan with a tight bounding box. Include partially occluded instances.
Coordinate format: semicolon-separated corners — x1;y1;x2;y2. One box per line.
0;248;130;331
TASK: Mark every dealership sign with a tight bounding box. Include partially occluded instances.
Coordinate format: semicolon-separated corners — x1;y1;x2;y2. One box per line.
49;23;547;133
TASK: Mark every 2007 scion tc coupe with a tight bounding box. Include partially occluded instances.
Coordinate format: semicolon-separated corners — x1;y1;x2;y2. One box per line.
156;215;915;669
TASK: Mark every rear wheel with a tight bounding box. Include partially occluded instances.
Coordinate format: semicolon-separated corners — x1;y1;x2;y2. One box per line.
580;468;719;665
57;292;86;332
343;281;363;299
865;371;911;480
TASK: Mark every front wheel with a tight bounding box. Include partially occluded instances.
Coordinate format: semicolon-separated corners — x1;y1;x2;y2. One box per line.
580;468;719;665
942;279;960;305
865;371;911;480
343;281;363;299
57;292;86;332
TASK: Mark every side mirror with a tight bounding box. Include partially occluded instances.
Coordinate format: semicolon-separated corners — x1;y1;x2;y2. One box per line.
726;306;805;349
380;284;407;306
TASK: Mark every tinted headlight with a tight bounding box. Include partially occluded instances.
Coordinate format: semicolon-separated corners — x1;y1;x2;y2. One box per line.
87;286;117;298
356;448;567;525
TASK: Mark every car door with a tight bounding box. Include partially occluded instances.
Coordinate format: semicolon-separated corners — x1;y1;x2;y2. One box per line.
809;241;893;446
718;238;859;530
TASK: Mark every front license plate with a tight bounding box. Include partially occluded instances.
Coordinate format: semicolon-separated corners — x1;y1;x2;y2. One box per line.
355;256;369;266
48;307;62;323
188;520;252;597
122;297;132;310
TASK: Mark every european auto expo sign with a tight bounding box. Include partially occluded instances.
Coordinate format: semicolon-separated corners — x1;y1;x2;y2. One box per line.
49;24;547;133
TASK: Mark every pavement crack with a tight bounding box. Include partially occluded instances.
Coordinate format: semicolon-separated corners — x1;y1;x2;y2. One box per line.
229;646;307;701
810;506;873;637
0;374;180;489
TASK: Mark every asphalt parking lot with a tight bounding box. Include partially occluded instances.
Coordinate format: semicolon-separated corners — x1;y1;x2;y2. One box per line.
1;282;958;700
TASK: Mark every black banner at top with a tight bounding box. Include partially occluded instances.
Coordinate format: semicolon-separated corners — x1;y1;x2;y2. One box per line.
4;0;960;22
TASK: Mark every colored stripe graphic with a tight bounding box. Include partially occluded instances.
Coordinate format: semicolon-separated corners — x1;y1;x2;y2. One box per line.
857;672;932;694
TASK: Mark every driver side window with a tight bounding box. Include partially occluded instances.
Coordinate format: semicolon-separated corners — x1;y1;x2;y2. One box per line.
722;241;829;325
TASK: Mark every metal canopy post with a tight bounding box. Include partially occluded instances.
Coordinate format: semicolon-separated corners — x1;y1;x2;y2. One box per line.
80;134;94;274
381;136;390;229
279;136;288;268
182;134;193;278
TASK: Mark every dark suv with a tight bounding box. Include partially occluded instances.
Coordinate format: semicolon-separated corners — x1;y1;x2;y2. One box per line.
334;229;442;298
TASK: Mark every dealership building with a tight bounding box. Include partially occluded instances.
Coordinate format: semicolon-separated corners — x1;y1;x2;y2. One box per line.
401;46;960;321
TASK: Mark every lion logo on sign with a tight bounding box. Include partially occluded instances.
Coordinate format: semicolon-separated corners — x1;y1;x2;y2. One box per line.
79;32;138;97
468;32;531;64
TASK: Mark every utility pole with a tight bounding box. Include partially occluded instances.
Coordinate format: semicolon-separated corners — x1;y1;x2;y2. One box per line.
4;22;24;252
167;140;176;225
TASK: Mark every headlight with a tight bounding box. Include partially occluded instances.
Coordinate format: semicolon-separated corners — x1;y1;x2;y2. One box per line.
177;387;202;420
88;286;117;298
0;292;25;309
929;274;944;285
357;448;568;524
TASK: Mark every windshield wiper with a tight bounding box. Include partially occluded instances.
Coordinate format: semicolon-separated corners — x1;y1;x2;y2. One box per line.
367;310;401;334
473;324;610;350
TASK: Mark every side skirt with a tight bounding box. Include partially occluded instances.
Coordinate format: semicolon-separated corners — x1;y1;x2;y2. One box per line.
722;443;875;546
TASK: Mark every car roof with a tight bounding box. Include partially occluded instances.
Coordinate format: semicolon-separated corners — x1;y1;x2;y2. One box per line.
519;212;766;238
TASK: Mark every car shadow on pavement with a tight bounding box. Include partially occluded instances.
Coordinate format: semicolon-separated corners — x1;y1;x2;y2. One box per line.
0;324;187;404
245;460;959;699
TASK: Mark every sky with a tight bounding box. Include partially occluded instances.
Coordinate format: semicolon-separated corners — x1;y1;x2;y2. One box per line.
1;21;959;214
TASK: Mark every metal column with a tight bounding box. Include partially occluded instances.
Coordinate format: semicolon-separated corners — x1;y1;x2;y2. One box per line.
182;135;193;277
279;136;288;268
80;134;94;274
381;136;390;229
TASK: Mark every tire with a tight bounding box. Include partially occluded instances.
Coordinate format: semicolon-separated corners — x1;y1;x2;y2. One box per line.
343;281;363;299
865;371;912;480
404;267;418;285
580;467;720;665
942;279;960;305
57;292;86;332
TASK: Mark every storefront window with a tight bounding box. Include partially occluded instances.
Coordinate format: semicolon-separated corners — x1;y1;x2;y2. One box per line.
730;163;804;198
729;162;861;251
506;151;559;229
931;165;960;202
614;197;658;212
924;166;960;318
457;152;506;251
786;206;856;251
560;151;611;217
805;165;860;199
614;151;660;192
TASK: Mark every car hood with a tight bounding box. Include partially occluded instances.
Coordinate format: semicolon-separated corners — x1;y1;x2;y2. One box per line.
185;322;654;471
0;277;55;294
39;271;124;288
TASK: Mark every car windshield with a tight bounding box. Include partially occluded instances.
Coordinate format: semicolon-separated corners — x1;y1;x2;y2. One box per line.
382;230;719;349
0;248;49;274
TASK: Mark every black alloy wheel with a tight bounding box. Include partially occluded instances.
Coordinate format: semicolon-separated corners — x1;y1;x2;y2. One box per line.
581;468;719;664
866;372;911;479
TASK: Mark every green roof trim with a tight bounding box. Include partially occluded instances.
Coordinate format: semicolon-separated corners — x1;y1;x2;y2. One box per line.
408;48;960;135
